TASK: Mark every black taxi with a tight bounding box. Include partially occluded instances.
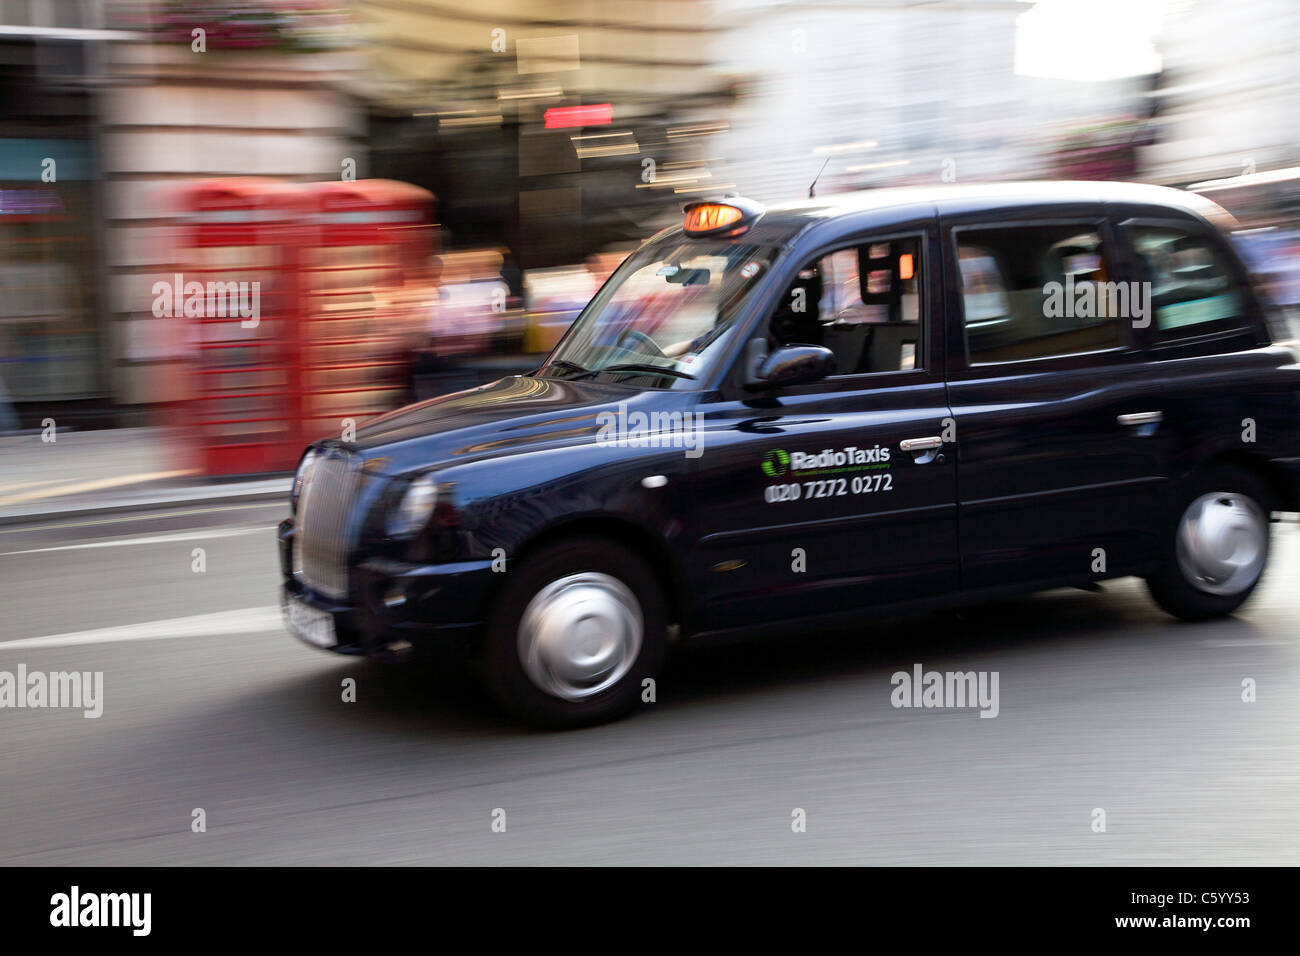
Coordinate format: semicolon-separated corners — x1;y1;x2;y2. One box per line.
280;181;1300;726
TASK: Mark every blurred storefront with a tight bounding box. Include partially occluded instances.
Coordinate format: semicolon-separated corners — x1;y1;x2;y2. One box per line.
0;2;116;420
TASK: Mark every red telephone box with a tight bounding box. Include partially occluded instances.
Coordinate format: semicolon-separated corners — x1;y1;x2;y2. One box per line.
174;178;311;476
175;178;435;475
296;179;436;442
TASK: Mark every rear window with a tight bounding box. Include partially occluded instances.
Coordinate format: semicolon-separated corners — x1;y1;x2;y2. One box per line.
956;223;1123;364
1127;225;1246;338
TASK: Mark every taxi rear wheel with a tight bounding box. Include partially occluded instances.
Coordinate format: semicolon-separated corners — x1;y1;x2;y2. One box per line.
1146;465;1273;621
483;536;667;727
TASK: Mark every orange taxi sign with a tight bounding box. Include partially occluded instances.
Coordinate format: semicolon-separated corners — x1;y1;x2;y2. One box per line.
684;203;743;233
682;196;763;237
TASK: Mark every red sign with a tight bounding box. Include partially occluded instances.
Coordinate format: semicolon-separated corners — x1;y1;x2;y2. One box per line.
544;104;613;129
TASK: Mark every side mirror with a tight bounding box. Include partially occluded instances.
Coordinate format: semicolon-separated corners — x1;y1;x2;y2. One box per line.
746;343;835;389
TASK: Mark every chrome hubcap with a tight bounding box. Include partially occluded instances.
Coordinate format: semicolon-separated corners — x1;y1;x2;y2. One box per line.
518;572;643;701
1175;492;1267;596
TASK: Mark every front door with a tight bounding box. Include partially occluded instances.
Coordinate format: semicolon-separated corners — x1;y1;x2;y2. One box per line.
688;227;959;630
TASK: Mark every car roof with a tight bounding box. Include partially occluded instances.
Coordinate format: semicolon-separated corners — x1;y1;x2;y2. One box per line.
775;179;1228;216
674;181;1237;248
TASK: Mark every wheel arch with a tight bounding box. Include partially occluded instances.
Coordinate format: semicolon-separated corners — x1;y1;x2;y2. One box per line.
484;515;692;635
1194;449;1294;513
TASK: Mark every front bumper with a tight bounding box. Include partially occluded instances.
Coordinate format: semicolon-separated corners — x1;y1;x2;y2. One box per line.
278;518;496;662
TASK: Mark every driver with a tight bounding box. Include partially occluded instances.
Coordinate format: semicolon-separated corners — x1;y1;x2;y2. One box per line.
768;267;824;348
661;320;731;359
661;266;824;358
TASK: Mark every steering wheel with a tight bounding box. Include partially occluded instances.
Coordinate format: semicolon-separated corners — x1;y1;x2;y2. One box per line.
616;328;666;359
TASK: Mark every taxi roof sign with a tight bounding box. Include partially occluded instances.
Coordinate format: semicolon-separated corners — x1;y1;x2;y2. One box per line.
682;196;763;237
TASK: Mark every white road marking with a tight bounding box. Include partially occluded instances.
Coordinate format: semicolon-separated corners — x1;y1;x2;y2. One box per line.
0;607;283;650
1199;639;1294;647
0;526;275;556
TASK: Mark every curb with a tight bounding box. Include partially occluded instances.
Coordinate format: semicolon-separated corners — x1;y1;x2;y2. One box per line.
0;478;292;527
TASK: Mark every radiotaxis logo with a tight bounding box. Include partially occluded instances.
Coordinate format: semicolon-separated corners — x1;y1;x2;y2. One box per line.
762;448;790;477
764;444;890;476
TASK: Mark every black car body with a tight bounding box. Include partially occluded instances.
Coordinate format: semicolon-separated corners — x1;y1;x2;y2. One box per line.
280;181;1300;725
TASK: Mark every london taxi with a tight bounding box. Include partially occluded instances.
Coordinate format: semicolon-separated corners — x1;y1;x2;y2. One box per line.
280;181;1300;727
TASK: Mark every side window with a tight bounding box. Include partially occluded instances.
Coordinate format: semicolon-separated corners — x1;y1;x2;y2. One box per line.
1127;225;1244;337
769;235;924;376
956;223;1124;364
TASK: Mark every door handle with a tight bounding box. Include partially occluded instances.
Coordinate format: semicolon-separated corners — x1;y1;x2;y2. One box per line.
900;436;944;452
1117;411;1163;426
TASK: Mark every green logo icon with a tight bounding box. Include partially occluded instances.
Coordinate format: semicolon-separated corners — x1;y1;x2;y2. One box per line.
762;448;790;478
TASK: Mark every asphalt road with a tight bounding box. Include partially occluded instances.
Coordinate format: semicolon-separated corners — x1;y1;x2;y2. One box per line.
2;501;1298;865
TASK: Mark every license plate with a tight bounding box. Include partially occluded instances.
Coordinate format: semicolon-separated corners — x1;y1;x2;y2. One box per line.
283;595;336;649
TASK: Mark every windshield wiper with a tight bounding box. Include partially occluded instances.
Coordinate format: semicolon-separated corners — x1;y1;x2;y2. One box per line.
575;363;697;381
541;359;592;378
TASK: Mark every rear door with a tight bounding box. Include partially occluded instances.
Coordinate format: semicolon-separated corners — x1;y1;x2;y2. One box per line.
941;209;1167;590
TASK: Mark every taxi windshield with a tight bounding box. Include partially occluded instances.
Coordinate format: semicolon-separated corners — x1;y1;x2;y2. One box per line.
540;240;776;387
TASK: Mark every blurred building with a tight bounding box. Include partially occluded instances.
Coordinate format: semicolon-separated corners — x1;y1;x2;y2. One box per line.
0;0;365;422
2;0;735;420
101;2;365;414
4;0;1300;425
1142;0;1300;186
715;0;1157;201
354;0;734;269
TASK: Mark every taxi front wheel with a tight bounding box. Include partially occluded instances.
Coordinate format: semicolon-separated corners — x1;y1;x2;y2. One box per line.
1146;465;1273;622
483;536;668;727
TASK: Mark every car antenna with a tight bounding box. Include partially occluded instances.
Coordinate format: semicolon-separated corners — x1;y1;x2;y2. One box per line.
808;156;830;198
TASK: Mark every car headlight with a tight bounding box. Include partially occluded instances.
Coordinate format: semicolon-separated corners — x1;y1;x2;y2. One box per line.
291;448;318;511
388;474;438;538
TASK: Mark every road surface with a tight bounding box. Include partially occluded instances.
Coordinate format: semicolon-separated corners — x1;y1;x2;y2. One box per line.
2;501;1298;865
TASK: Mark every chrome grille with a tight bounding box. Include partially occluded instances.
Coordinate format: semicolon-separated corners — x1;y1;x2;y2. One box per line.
296;448;361;600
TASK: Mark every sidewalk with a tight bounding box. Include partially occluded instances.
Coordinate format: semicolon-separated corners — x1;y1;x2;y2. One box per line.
0;355;539;524
0;428;290;524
